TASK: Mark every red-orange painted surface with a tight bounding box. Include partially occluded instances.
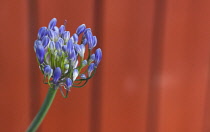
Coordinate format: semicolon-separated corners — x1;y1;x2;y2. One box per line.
1;0;210;132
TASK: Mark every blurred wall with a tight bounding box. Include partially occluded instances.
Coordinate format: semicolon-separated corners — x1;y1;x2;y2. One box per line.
1;0;210;132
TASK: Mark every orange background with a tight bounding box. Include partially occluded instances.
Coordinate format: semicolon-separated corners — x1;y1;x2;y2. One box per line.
1;0;210;132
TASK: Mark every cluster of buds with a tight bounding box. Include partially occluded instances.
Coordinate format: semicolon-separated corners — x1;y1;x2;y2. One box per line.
34;18;102;97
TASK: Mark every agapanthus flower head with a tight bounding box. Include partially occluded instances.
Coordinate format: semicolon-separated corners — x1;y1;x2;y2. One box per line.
34;18;102;98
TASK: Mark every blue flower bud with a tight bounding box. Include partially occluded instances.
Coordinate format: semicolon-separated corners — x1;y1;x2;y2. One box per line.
67;38;74;53
88;43;94;50
73;69;79;81
81;44;85;54
53;67;61;83
44;65;53;77
59;25;65;36
73;33;78;43
95;48;102;67
68;49;77;61
42;36;50;48
89;54;95;62
57;37;64;45
38;27;47;39
54;31;59;41
62;31;70;42
76;24;86;35
64;64;69;69
35;44;45;64
88;63;95;77
48;18;57;29
82;60;87;67
85;30;93;49
48;29;55;41
66;78;72;89
55;41;62;50
53;26;59;34
71;60;78;69
74;44;85;58
84;28;91;34
64;64;69;73
49;41;55;50
62;45;67;52
34;40;42;52
92;36;97;48
82;38;87;45
80;74;86;79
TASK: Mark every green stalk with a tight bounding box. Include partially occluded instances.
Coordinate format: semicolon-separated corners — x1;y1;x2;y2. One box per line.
27;87;57;132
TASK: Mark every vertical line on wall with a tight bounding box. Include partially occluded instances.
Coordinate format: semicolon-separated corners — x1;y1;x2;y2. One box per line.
90;0;104;132
27;0;41;130
202;51;210;132
146;0;167;132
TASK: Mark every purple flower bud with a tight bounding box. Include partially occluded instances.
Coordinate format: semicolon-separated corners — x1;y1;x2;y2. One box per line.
55;41;62;50
80;74;86;79
85;30;93;49
49;41;55;50
82;60;87;67
48;29;55;41
84;28;91;34
62;31;70;42
76;24;86;35
73;69;79;81
53;67;61;84
68;50;76;61
82;38;87;45
42;36;50;48
81;44;85;56
66;78;72;89
88;63;95;77
35;44;45;64
74;44;85;58
67;38;74;53
92;36;97;48
44;65;53;77
95;48;102;67
48;18;57;29
53;26;59;34
71;60;78;69
89;54;95;62
62;45;67;52
34;40;42;52
59;25;65;36
73;33;78;43
38;27;47;39
57;37;64;45
64;64;69;69
54;31;59;41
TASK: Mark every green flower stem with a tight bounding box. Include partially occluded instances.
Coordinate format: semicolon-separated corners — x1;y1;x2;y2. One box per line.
27;87;57;132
